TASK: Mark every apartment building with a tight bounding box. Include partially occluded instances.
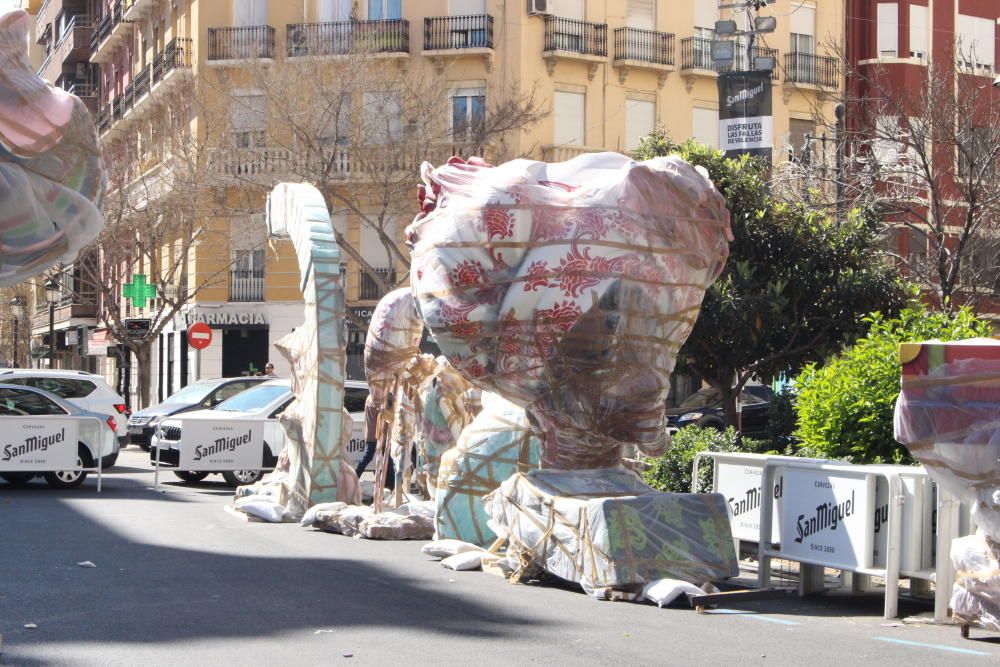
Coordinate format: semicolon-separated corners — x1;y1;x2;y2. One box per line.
845;0;1000;319
25;0;845;405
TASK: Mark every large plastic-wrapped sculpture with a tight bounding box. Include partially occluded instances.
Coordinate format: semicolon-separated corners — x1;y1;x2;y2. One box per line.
0;10;105;285
894;339;1000;631
419;358;481;499
233;183;359;521
408;152;738;596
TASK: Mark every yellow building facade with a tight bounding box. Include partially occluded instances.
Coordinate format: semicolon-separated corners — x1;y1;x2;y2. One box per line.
30;0;843;401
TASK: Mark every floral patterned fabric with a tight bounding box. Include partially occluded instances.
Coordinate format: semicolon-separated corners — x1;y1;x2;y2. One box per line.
0;10;105;285
408;152;731;469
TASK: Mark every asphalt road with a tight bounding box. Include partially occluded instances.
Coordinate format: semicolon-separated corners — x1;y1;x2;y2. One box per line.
1;448;998;667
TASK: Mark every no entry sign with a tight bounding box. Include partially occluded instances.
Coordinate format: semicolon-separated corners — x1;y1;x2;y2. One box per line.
187;322;213;350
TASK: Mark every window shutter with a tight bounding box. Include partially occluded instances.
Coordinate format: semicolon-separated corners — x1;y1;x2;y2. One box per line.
553;0;585;21
625;99;655;151
876;3;898;57
908;5;928;59
554;91;586;146
232;95;266;132
693;0;717;30
627;0;655;30
692;107;718;149
789;4;815;37
450;0;486;15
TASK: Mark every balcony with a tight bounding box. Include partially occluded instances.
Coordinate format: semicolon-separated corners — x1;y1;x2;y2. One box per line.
784;52;838;88
541;144;604;162
65;81;97;114
90;0;133;64
208;26;275;64
35;0;61;42
358;268;396;301
286;20;409;59
122;0;157;22
681;37;779;84
40;14;93;82
229;267;265;302
612;27;674;86
424;14;493;52
97;38;192;136
542;16;607;79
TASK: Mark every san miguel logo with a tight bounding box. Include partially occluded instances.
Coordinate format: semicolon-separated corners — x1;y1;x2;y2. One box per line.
794;490;856;544
726;82;765;107
193;429;252;462
2;428;65;462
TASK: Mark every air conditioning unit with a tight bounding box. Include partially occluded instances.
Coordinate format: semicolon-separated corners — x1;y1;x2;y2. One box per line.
527;0;549;16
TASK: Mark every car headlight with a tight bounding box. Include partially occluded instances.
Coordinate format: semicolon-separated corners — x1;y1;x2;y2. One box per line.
678;412;703;422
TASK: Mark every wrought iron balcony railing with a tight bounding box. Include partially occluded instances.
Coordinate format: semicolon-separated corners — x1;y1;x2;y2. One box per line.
286;20;409;57
424;15;493;51
358;268;396;301
784;52;838;87
613;27;674;66
208;25;276;61
543;16;607;57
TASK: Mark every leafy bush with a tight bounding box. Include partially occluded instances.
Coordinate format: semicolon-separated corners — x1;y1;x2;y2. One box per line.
643;426;766;493
793;300;990;464
765;385;798;452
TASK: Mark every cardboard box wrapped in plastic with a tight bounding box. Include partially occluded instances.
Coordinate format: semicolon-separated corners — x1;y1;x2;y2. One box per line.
894;338;1000;537
951;534;1000;631
485;468;738;597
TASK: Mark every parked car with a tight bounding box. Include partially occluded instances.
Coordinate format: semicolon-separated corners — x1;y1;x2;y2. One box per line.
127;377;269;450
0;369;130;446
665;384;774;439
150;379;369;487
0;384;119;488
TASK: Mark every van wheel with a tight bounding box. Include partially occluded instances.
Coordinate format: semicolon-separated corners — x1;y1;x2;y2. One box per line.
43;444;90;489
222;469;263;487
174;471;209;484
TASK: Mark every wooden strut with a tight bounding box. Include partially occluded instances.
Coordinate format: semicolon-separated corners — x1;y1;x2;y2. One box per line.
690;588;795;614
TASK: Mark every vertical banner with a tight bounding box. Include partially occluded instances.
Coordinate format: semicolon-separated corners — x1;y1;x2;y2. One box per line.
718;71;773;165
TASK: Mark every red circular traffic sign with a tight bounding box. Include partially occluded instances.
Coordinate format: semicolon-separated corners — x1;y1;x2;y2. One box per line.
187;322;213;350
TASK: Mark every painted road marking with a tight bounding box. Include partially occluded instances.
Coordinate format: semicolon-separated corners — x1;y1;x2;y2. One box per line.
708;609;801;626
873;636;992;657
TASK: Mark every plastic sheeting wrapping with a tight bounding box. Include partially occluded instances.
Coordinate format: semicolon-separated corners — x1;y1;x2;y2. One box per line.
418;359;481;499
951;533;1000;631
485;468;738;597
435;392;540;547
302;500;436;540
894;338;1000;537
408;152;731;470
0;10;106;285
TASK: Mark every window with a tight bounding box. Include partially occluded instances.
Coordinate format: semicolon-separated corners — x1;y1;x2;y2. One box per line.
909;4;928;60
553;0;585;20
692;107;718;149
789;3;815;54
788;118;815;159
449;0;485;15
876;3;898;58
625;98;655;152
957;14;996;72
344;386;369;412
319;94;352;145
0;388;66;416
452;88;485;142
234;0;268;26
231;93;266;148
231;215;266;302
692;26;715;70
906;227;928;276
4;377;97;399
362;91;401;144
362;219;396;269
368;0;402;20
554;90;586;146
318;0;352;22
693;0;717;33
627;0;655;30
957;126;992;179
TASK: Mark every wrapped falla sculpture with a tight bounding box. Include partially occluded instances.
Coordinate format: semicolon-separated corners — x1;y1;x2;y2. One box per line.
408;152;739;596
0;10;106;285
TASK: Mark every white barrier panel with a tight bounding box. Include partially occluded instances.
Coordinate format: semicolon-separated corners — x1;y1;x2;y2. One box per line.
714;457;783;543
178;419;265;471
778;467;875;570
0;418;79;471
873;474;933;572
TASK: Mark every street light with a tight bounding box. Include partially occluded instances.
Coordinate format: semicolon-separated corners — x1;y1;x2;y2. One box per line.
44;277;60;369
9;296;24;368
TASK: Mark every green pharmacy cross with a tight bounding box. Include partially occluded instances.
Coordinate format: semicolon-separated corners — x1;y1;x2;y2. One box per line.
123;275;157;308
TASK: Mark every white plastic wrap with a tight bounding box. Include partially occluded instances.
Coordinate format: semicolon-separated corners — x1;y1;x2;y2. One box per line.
408;153;731;470
894;338;1000;536
950;533;1000;631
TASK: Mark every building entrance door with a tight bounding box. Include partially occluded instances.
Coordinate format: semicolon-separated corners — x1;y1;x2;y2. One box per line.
222;328;270;377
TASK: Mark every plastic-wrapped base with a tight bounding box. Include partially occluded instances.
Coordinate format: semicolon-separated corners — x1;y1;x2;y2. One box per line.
950;533;1000;631
485;468;738;597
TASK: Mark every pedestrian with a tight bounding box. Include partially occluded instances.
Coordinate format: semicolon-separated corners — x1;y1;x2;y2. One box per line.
264;362;276;377
355;393;394;490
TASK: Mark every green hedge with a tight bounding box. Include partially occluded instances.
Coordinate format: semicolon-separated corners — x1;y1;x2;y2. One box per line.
643;426;768;494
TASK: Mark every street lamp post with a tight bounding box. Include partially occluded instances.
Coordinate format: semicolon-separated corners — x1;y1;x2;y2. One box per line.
44;277;60;369
9;296;25;368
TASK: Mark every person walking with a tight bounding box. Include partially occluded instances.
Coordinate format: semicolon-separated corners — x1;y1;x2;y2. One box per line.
355;393;394;490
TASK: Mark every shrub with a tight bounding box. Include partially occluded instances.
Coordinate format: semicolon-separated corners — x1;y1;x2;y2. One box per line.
793;300;990;464
643;426;766;493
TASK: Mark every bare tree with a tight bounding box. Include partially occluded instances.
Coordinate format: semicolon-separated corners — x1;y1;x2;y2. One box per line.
200;46;546;300
779;42;1000;312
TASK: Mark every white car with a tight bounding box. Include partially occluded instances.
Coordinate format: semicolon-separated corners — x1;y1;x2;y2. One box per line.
150;379;369;487
0;369;130;447
0;384;119;488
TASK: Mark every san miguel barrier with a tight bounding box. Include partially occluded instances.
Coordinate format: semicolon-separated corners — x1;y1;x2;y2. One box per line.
153;419;266;487
0;416;106;492
692;452;970;620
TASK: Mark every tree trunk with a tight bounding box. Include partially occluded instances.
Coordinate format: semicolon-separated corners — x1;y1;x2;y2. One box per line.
719;383;740;433
134;344;153;409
